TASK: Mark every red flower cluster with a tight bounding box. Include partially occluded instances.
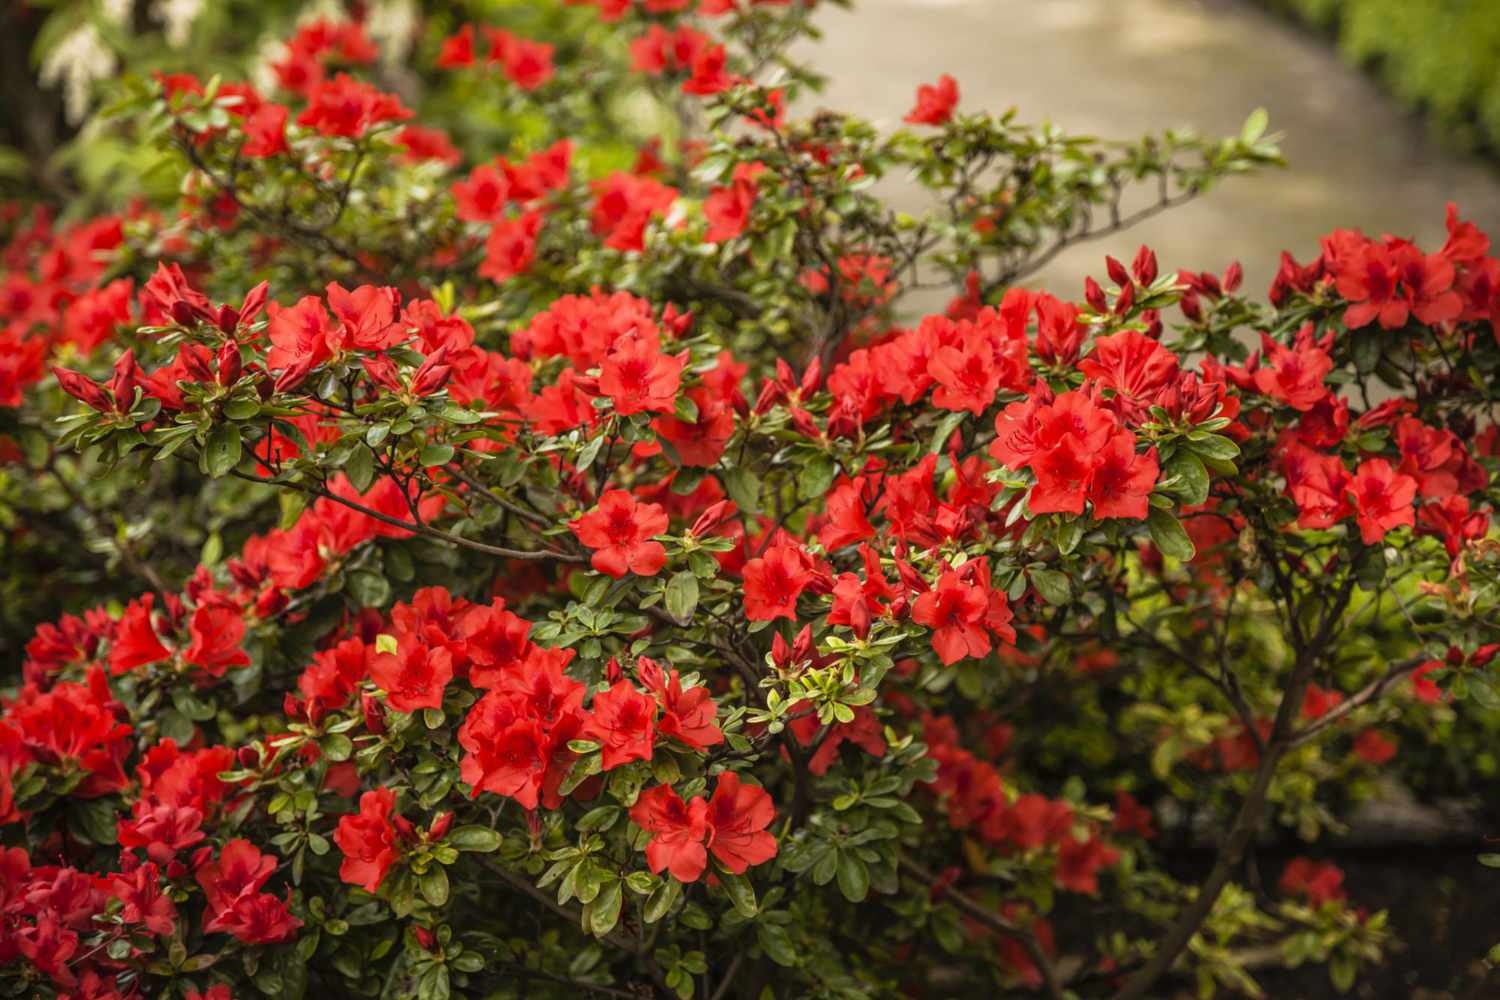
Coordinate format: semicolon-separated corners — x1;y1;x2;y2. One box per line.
630;771;776;881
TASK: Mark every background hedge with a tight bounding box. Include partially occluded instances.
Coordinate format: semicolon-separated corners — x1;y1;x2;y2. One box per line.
1266;0;1500;153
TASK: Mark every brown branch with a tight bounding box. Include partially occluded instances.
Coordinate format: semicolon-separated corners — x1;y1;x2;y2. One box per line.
1287;655;1427;748
899;857;1065;1000
1113;574;1356;1000
225;467;582;563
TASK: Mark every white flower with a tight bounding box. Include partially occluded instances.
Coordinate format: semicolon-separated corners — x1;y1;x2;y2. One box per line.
40;23;117;123
151;0;205;48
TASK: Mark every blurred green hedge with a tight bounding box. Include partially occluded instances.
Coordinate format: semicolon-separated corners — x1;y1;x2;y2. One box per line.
1266;0;1500;153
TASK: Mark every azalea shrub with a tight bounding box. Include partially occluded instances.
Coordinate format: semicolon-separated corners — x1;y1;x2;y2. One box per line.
2;2;1500;999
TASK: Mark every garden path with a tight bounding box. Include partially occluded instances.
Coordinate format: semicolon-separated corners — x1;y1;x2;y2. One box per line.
799;0;1500;308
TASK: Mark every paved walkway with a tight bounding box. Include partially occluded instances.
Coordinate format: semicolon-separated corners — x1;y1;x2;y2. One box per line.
800;0;1500;305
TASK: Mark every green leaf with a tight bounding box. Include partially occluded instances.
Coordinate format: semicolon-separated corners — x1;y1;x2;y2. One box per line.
1164;451;1209;507
278;490;309;530
717;869;758;917
1241;107;1269;145
835;852;869;902
927;409;967;455
448;826;503;852
643;877;680;923
1030;568;1071;606
1467;673;1500;710
724;467;761;515
419;443;455;467
798;453;837;500
347;570;391;608
319;734;353;762
203;423;242;479
1148;508;1196;561
345;443;376;493
419;866;450;906
1187;433;1240;462
664;571;699;625
585;879;623;937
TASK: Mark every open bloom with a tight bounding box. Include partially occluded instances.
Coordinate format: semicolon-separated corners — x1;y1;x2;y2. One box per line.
334;787;402;893
630;772;777;882
570;490;670;577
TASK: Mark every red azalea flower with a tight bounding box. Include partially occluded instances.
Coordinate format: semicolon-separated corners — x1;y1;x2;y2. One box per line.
241;103;289;158
904;74;958;125
109;594;171;674
571;490;670;577
196;839;276;913
742;543;815;621
295;74;411;138
912;570;991;665
585;680;658;770
1348;458;1417;544
1029;434;1096;516
630;783;710;881
1086;432;1159;520
437;24;477;68
334;787;402;892
479;211;545;283
183;604;251;675
600;333;683;415
205;891;302;944
703;771;777;873
703;163;761;242
1252;327;1334;411
1054;834;1120;895
1279;857;1345;905
1353;728;1397;765
369;634;454;712
452;163;512;222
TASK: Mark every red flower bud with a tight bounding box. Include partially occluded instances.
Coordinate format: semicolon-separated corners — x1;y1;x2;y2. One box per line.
1179;291;1203;323
1083;276;1107;313
362;691;387;735
239;281;270;328
689;499;734;538
1105;255;1130;288
1222;261;1243;293
53;366;111;412
363;354;402;393
752;379;780;415
411;346;452;397
216;304;240;334
107;349;138;412
1131;245;1158;286
605;656;623;684
799;357;823;395
217;341;243;387
273;358;313;394
1114;281;1136;316
171;300;201;327
428;812;454;841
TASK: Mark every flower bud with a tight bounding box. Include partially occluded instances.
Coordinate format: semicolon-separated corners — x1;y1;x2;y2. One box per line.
53;367;111;412
1083;276;1107;313
273;358;313;394
1132;245;1158;286
690;499;734;538
1105;255;1130;288
362;691;387;735
217;340;243;387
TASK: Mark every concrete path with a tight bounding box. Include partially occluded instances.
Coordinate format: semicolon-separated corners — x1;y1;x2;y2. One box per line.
798;0;1500;306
